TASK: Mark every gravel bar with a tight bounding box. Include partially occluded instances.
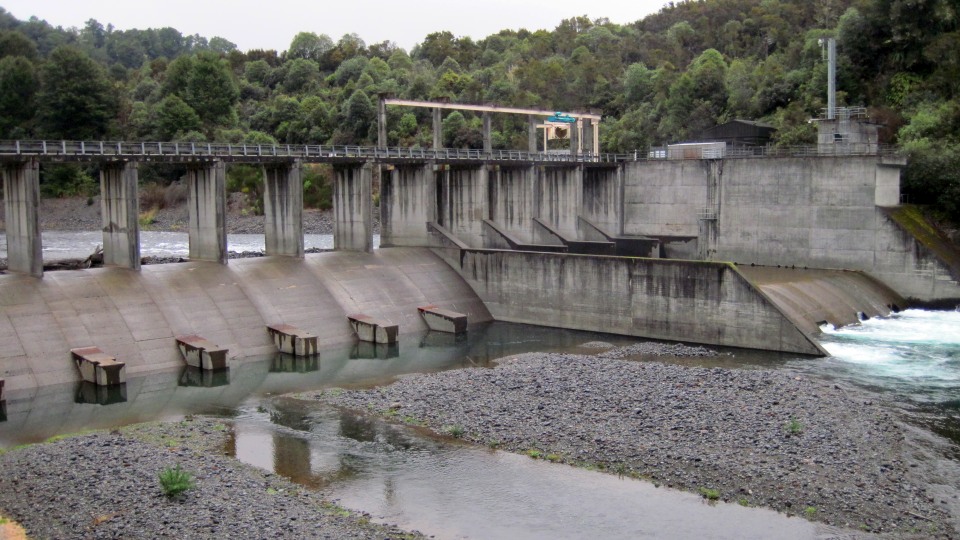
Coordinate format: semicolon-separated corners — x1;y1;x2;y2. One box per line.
0;417;422;539
306;350;956;538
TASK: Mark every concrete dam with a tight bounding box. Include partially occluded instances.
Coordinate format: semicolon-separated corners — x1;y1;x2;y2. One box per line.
3;140;960;394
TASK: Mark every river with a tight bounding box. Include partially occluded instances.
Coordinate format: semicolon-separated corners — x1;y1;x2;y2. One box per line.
1;233;958;538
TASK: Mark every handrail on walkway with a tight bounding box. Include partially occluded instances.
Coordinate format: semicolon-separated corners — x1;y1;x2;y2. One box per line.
0;140;901;164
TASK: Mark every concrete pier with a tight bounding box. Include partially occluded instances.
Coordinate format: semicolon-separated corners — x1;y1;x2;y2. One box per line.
438;165;489;247
2;160;42;277
267;324;319;356
537;165;584;242
489;165;539;244
175;334;228;370
380;162;436;247
333;163;373;252
348;314;398;344
71;346;126;386
187;161;227;263
100;161;141;270
418;305;467;334
263;161;304;258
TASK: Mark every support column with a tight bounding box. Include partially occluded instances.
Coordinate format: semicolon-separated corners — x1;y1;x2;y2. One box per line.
582;119;594;155
263;161;304;258
1;160;42;277
100;161;141;270
377;96;387;148
333;162;373;252
187;161;227;264
528;116;538;153
482;112;492;154
432;108;442;148
380;162;436;247
569;120;580;157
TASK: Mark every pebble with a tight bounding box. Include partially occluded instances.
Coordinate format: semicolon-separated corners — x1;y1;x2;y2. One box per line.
309;349;956;537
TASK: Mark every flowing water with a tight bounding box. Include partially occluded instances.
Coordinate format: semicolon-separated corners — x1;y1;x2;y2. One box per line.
1;233;959;538
0;231;380;260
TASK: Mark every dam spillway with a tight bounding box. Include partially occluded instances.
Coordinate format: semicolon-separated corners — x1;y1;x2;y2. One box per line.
0;248;492;393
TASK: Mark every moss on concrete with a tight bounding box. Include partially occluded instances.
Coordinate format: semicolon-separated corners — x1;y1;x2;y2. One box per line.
884;205;960;279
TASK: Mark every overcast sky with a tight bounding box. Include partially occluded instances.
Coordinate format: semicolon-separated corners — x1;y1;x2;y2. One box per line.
1;0;671;53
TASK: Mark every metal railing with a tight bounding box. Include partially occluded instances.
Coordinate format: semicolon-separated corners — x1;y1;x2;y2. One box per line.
0;140;902;164
0;140;633;164
642;143;902;160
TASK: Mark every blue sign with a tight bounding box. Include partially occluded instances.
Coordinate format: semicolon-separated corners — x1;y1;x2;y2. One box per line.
547;112;577;124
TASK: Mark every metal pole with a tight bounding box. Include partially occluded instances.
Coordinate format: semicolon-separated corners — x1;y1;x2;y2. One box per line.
827;38;836;120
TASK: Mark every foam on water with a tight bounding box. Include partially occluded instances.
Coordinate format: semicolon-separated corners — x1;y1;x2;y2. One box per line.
817;309;960;405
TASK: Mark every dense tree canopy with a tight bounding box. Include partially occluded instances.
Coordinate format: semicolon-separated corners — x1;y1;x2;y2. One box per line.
0;0;959;220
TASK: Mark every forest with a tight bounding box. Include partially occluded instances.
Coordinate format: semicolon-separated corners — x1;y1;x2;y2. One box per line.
0;0;958;223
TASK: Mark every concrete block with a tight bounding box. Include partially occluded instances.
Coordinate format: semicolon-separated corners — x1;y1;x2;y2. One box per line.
267;324;319;356
418;305;468;334
70;346;126;386
175;335;229;370
347;314;398;344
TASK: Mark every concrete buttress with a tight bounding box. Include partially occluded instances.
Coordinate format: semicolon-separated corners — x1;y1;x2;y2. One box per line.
100;161;141;270
1;160;42;277
187;161;227;264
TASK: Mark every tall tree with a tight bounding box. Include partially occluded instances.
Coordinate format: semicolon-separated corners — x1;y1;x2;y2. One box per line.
0;55;37;137
36;46;114;139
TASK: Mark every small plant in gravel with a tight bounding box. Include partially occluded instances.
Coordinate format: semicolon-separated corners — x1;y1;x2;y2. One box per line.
444;425;465;438
487;439;501;449
737;497;750;507
526;449;543;459
545;453;562;463
785;418;804;435
403;416;426;426
158;465;195;497
698;487;720;501
804;506;817;518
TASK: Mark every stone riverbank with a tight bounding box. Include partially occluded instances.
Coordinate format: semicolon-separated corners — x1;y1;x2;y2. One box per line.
304;349;957;539
0;416;422;540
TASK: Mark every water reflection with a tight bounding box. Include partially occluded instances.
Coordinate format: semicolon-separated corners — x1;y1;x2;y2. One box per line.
178;367;230;387
229;398;825;540
0;322;638;447
270;353;319;373
74;381;127;405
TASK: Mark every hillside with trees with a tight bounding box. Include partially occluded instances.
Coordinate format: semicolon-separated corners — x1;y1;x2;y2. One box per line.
0;0;958;223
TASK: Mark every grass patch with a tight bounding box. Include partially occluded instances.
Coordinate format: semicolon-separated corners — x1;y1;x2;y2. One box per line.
444;425;465;438
138;207;158;228
526;449;543;459
545;453;562;463
158;464;195;497
698;487;720;501
804;506;817;518
737;497;750;507
785;418;804;435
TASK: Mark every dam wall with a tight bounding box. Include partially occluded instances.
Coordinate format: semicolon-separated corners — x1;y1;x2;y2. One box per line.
0;248;492;392
620;157;960;302
446;247;824;356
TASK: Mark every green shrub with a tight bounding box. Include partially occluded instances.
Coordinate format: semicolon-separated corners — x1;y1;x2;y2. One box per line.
698;487;720;501
158;465;195;497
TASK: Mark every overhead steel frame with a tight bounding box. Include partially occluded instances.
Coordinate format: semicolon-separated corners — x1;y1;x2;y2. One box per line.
377;97;602;155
